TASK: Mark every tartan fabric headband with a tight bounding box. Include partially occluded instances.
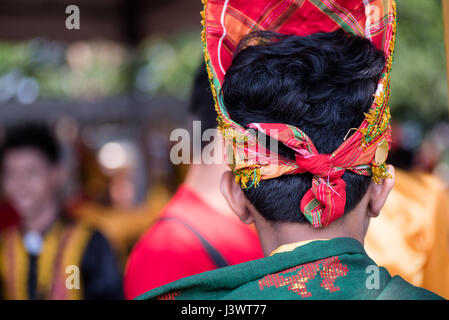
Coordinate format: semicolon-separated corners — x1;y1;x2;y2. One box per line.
201;0;397;228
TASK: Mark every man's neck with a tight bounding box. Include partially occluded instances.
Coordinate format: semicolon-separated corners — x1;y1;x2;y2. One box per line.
254;212;366;256
183;162;236;219
20;200;59;234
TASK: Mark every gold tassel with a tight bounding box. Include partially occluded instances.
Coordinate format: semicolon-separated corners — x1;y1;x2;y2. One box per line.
371;162;391;184
234;167;261;189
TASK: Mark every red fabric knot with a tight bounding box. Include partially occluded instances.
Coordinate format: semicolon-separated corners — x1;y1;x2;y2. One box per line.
295;152;347;228
245;122;375;228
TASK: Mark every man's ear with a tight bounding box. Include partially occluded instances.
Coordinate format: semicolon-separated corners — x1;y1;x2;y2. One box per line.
220;171;254;224
367;165;395;218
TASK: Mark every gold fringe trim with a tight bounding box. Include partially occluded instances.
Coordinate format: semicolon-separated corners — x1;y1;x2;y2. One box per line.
234;167;261;189
371;162;392;184
362;1;397;183
200;0;229;134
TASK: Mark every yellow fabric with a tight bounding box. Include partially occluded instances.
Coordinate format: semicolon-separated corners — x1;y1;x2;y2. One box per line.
0;221;92;299
58;224;92;300
0;228;28;299
0;226;29;299
270;239;330;256
365;168;449;299
36;222;63;298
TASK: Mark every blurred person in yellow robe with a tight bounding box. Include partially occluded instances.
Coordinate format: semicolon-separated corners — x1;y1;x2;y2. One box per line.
0;124;123;299
365;168;449;299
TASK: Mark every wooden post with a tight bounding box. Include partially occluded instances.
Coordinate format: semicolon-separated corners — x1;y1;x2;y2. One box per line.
442;0;449;113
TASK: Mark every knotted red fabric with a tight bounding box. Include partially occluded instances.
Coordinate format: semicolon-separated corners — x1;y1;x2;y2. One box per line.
295;153;346;228
246;122;374;228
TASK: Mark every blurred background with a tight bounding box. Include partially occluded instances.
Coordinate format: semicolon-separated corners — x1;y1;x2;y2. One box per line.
0;0;448;268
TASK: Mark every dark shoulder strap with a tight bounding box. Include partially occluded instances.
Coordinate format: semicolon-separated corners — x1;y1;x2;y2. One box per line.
159;217;229;268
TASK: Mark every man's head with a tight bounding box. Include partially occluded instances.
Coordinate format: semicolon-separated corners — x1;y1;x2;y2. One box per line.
189;62;219;151
190;62;217;130
0;124;62;218
219;30;395;243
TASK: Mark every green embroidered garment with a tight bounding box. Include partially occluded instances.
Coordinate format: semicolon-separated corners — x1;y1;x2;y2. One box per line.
136;238;443;300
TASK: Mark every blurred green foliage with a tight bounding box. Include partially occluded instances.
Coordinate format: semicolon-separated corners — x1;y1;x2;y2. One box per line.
0;31;202;102
135;30;202;99
0;39;129;101
390;0;448;125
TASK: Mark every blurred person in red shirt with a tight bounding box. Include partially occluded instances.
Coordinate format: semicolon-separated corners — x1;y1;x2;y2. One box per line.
124;64;264;299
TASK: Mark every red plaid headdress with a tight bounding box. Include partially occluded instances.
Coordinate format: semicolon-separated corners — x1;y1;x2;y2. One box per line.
201;0;397;228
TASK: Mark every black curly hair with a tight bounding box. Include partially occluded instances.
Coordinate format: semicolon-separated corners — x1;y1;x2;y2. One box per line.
221;30;386;223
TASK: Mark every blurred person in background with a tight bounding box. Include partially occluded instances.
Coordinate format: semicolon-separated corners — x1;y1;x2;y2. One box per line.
364;124;449;299
0;124;123;300
124;63;264;299
71;140;172;267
